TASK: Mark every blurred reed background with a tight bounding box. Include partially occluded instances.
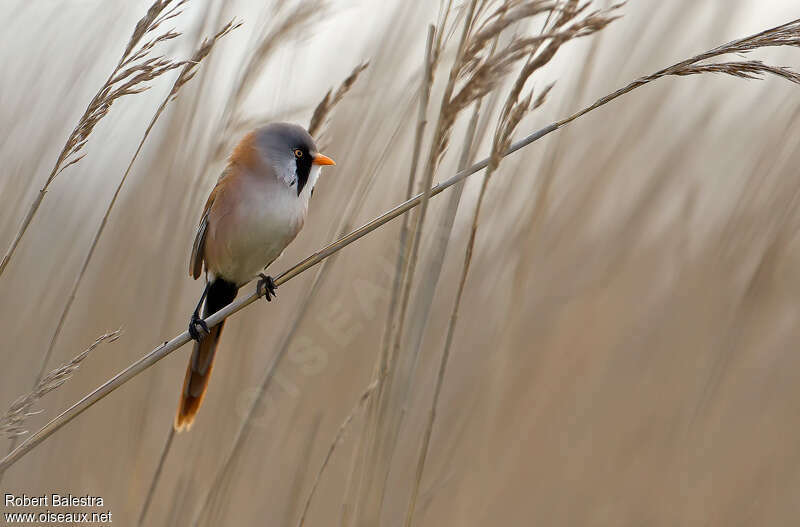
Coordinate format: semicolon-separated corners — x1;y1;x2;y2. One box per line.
2;0;800;525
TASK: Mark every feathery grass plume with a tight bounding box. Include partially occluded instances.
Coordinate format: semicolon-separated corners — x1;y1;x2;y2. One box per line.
170;21;243;99
308;62;370;138
0;331;120;439
5;12;800;480
0;0;191;279
555;16;800;129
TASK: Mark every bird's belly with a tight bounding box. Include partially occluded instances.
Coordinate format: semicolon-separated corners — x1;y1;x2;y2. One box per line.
211;194;305;285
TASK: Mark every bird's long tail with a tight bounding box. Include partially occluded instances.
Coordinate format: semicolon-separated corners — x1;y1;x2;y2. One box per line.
175;279;238;431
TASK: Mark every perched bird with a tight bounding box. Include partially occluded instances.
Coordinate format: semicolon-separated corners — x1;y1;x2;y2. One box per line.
175;122;335;431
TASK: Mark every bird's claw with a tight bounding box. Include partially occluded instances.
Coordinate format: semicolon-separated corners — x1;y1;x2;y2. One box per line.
188;313;210;342
257;273;277;302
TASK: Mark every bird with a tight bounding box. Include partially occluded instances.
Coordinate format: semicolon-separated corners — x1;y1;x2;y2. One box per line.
175;122;335;431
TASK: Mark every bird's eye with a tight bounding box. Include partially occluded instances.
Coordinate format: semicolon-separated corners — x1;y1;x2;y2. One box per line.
293;148;303;158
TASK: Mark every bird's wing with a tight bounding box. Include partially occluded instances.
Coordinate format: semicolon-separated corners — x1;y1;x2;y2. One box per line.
189;212;209;279
190;169;229;279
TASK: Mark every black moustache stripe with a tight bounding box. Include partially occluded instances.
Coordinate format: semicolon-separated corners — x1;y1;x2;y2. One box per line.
295;150;312;195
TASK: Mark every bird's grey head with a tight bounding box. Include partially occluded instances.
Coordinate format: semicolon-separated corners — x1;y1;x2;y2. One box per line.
254;122;334;196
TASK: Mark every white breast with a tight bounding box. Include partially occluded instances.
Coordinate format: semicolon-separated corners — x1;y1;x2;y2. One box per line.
216;171;310;285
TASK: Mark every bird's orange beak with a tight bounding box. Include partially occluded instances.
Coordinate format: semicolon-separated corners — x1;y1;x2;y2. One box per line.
313;153;336;166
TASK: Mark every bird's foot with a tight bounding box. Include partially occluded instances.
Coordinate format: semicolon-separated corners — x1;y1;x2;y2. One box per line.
188;313;210;342
257;273;277;302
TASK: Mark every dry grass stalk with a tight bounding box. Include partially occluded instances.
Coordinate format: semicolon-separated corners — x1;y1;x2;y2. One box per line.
0;0;191;279
1;331;120;439
308;62;370;138
3;13;800;479
377;25;437;400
